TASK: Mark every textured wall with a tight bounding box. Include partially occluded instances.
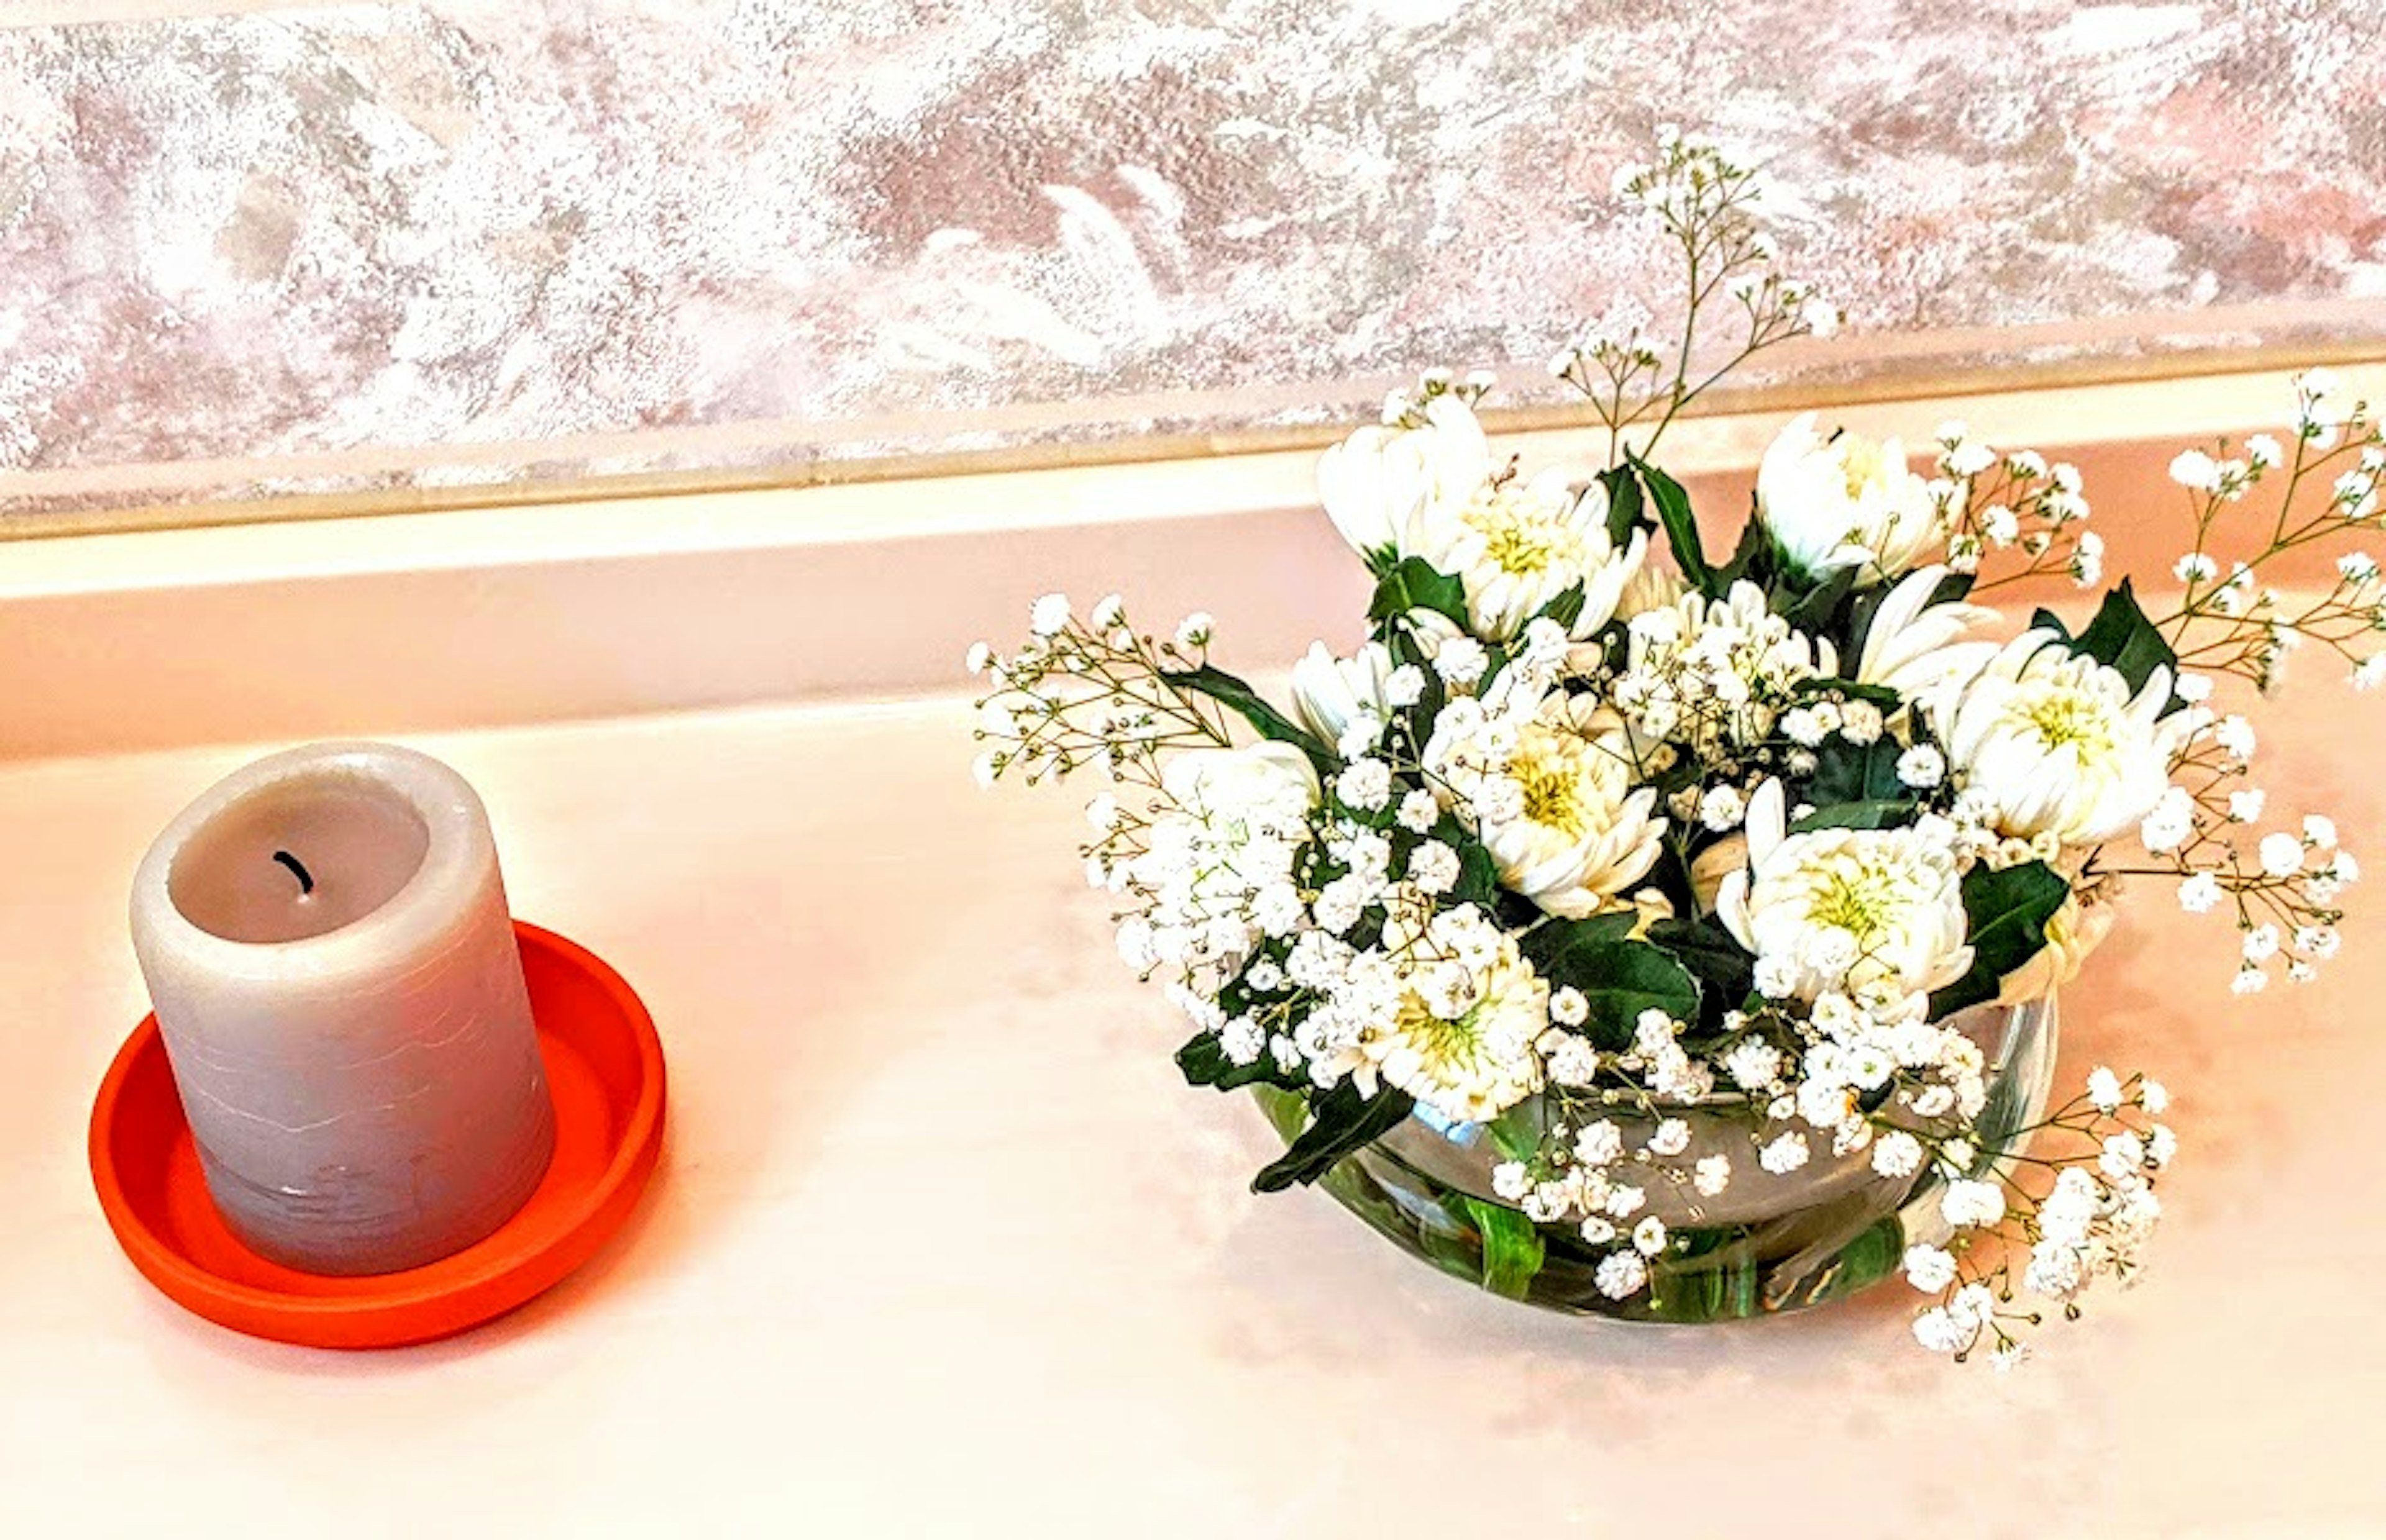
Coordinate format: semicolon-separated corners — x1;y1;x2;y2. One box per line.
3;1;2384;518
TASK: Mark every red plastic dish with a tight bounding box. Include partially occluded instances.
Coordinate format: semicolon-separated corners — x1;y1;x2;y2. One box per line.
89;921;665;1350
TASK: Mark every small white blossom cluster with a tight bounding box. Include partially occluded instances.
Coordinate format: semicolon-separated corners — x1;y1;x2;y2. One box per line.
1927;424;2095;587
969;135;2378;1367
1554;132;1834;470
968;593;1242;793
1604;581;1837;768
1904;1068;2174;1365
2159;371;2385;696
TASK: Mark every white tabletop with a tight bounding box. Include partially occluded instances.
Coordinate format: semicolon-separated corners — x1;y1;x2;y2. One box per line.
2;693;2380;1537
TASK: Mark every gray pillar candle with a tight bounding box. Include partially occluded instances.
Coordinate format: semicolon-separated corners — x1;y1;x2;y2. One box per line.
128;742;555;1275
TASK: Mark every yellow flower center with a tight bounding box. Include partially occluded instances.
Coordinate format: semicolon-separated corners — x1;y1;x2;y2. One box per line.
1840;439;1887;499
1392;991;1493;1075
1464;487;1585;577
2010;686;2118;760
1806;868;1899;945
1509;729;1606;838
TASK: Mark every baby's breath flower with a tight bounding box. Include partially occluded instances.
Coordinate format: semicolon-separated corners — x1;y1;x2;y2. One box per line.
1904;1243;1957;1292
1873;1129;1924;1178
1895;745;1945;789
1030;593;1072;636
1406;839;1461;895
1594;1250;1648;1300
2169;450;2221;491
1940;1178;2006;1228
1913;1306;1970;1354
1758;1131;1811;1174
1434;637;1489;687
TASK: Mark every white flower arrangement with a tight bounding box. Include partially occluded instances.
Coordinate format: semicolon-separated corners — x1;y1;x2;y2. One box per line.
970;135;2382;1364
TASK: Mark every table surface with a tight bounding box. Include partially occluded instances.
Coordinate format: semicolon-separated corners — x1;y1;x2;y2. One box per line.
3;689;2382;1538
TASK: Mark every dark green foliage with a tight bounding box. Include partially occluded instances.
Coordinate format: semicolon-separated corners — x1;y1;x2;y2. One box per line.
1176;1031;1295;1092
2032;579;2179;709
1161;663;1333;772
1805;735;1907;808
1368;556;1473;634
1527;926;1701;1049
1461;1196;1548;1299
1252;1082;1420;1193
1929;860;2070;1017
1643;914;1755;1027
1598;465;1646;548
1628;452;1714;595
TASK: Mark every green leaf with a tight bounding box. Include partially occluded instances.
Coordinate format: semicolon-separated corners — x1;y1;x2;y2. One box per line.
1368;556;1474;634
1643;915;1755;1019
1929;860;2070;1018
1519;909;1639;969
1532;933;1701;1049
1779;562;1862;638
1486;1100;1548;1162
1629;453;1713;596
1161;663;1333;770
1598;465;1647;548
1176;1031;1291;1091
1451;839;1502;909
1712;506;1775;591
1805;736;1906;808
2035;579;2180;708
1790;798;1917;832
1461;1196;1548;1300
1252;1083;1419;1193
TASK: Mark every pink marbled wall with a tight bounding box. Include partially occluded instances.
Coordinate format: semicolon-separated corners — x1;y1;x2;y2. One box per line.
2;1;2383;518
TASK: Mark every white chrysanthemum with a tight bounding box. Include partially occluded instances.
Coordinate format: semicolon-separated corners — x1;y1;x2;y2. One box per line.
1616;580;1837;759
1854;565;2000;698
1162;741;1319;824
1157;743;1320;894
1364;932;1550;1123
1756;412;1948;584
1425;692;1666;918
1714;780;1974;1003
1291;640;1397;754
1319;394;1647;643
1414;470;1648;642
1930;631;2191;845
1317;394;1492;562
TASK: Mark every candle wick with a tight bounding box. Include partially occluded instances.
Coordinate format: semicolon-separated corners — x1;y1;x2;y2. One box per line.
272;850;316;896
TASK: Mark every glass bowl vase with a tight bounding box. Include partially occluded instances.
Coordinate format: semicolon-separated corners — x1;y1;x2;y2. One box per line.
1252;996;2056;1322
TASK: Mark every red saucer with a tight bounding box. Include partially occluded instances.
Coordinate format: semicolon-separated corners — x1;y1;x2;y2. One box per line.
89;921;665;1350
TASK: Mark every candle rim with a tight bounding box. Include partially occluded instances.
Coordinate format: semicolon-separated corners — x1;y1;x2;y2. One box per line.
130;740;511;978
